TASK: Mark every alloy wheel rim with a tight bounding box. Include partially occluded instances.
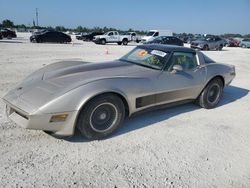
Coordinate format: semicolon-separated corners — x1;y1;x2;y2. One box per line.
90;102;118;133
207;84;221;104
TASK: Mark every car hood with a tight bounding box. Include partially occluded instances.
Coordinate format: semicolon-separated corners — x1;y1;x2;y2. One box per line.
3;60;155;113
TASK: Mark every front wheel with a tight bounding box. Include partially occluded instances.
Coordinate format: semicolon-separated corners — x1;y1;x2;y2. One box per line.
101;39;106;45
242;44;246;48
203;45;209;51
77;94;125;140
197;78;224;109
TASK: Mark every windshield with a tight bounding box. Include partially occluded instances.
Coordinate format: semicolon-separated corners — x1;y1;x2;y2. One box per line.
146;31;155;36
120;47;168;70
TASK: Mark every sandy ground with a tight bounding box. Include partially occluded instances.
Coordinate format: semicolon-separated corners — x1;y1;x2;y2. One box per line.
0;33;250;188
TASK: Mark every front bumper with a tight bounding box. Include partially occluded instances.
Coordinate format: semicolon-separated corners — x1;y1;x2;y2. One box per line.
190;44;203;49
93;38;101;44
5;102;78;136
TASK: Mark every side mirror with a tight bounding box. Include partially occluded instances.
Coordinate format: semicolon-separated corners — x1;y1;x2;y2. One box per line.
172;65;183;73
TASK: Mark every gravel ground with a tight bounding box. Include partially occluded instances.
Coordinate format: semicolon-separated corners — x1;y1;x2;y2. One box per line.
0;33;250;188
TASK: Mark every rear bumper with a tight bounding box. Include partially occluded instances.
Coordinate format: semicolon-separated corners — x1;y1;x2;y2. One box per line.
5;103;78;136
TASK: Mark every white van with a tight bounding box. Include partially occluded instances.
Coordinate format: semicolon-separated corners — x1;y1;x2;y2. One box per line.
141;30;173;42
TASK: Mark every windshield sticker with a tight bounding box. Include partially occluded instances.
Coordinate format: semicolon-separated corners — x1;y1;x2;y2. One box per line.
151;50;167;57
137;50;148;57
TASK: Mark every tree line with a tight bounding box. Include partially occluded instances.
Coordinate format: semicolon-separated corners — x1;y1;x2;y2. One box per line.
1;19;250;38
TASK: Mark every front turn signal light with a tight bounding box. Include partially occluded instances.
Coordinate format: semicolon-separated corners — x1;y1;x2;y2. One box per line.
50;114;68;122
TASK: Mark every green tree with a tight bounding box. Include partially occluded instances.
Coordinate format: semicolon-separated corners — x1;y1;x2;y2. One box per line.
2;19;14;28
76;26;83;32
55;26;66;32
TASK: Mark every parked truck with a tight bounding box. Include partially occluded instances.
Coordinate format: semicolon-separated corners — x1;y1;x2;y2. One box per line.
93;31;131;45
141;30;173;43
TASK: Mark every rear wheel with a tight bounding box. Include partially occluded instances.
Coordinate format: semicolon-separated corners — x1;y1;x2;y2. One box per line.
77;94;125;140
197;78;223;109
218;44;223;51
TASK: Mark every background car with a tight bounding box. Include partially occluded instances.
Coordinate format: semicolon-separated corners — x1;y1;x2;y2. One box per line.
0;28;17;39
75;32;88;40
225;38;240;47
145;36;184;46
191;36;224;50
30;31;71;43
80;32;104;41
240;39;250;48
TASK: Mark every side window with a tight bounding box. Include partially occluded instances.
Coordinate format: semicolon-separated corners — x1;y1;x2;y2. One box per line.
45;32;52;36
108;32;113;36
167;52;198;71
162;37;170;43
154;32;159;37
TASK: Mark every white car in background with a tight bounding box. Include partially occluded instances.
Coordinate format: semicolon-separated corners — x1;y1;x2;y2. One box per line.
93;31;130;45
141;30;173;43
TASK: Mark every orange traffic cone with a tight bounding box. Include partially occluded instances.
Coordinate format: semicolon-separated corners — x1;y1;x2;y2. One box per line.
105;48;109;55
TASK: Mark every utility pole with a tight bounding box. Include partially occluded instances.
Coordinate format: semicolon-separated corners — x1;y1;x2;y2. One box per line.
36;8;39;27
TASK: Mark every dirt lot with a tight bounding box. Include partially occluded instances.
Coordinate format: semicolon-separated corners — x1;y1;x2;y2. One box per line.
0;33;250;188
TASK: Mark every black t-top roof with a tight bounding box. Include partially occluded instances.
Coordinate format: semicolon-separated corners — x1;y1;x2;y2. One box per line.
139;44;196;53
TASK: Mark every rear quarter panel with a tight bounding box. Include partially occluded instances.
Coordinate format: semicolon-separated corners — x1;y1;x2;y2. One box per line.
205;63;235;86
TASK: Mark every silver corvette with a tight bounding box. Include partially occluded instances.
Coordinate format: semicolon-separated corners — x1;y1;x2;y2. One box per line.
3;44;235;139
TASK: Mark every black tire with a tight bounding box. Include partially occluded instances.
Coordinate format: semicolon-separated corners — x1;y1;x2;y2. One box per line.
7;35;12;39
77;94;125;140
117;42;122;45
31;38;36;43
218;45;223;51
203;45;209;51
197;78;224;109
37;38;42;43
122;39;128;45
101;39;106;45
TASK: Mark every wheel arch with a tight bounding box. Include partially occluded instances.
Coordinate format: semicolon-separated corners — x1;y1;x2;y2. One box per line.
74;91;130;131
197;75;225;100
207;75;225;87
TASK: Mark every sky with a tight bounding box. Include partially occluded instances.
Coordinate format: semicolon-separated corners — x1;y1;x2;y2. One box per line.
0;0;250;34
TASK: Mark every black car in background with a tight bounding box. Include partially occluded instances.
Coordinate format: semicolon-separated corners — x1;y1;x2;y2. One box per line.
81;32;104;41
0;28;17;39
30;31;71;43
146;36;184;46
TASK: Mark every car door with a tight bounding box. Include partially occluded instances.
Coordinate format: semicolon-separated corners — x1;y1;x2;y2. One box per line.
211;37;218;49
44;32;55;42
107;32;114;42
152;51;206;105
